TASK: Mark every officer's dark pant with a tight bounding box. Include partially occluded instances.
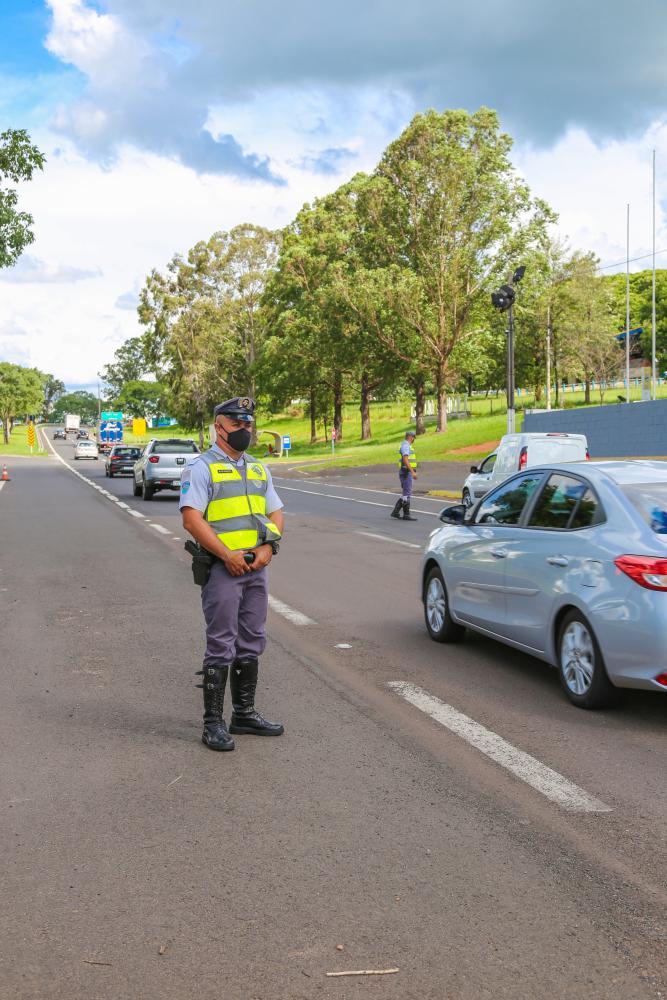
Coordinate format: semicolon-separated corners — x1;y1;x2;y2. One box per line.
399;468;413;500
201;560;268;666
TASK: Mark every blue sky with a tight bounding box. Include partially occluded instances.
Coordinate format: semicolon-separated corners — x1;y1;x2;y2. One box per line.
2;0;667;385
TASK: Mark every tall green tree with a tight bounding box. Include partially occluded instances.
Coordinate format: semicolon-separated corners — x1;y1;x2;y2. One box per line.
99;337;148;397
353;107;555;430
0;129;45;269
51;390;99;425
0;363;44;442
39;373;66;419
115;379;167;419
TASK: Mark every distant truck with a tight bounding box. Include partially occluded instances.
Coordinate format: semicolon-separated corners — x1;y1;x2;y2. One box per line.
64;414;81;433
98;419;123;454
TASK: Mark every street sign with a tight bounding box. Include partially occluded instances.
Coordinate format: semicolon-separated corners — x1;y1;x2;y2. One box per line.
26;422;36;450
101;410;123;420
99;419;123;443
282;435;291;452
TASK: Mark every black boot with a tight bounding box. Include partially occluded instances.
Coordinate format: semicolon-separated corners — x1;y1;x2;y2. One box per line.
229;657;284;736
390;498;404;519
402;501;418;521
196;664;235;751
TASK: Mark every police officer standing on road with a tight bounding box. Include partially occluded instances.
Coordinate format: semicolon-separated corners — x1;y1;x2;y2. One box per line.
180;397;285;752
391;430;418;521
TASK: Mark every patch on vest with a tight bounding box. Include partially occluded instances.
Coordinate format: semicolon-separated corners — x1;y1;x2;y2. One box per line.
250;464;263;476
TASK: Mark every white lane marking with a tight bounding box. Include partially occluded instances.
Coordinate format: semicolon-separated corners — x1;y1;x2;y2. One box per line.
335;643;352;649
273;477;448;502
0;481;4;493
268;595;316;626
149;523;171;535
356;531;421;549
129;510;146;518
116;502;130;509
388;682;611;813
276;484;439;516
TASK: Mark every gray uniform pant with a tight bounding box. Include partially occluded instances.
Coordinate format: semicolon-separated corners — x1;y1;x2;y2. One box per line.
201;560;269;666
399;468;413;500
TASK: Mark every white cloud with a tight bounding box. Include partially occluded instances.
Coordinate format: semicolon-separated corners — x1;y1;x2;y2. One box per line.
3;113;667;385
0;254;100;283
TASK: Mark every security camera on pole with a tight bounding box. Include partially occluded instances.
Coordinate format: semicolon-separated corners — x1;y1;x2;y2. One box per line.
491;265;526;434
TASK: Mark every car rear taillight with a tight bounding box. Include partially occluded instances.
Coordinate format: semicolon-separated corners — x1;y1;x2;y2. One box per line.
614;555;667;591
148;455;160;463
518;446;528;470
655;673;667;687
586;449;590;461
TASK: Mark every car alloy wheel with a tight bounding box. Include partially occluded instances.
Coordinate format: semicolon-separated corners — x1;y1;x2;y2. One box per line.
423;567;465;643
560;621;595;696
462;487;472;509
557;610;617;709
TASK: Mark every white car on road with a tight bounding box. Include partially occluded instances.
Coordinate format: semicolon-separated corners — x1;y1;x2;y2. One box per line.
462;432;588;508
73;440;99;460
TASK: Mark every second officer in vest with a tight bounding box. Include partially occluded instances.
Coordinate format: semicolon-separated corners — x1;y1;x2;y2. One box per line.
180;397;284;752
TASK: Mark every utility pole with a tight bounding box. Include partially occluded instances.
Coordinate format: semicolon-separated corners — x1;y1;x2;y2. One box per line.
546;303;552;411
625;204;631;402
652;149;657;400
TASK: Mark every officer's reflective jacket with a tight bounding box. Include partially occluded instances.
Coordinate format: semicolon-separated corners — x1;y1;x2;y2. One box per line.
398;446;418;471
200;450;282;551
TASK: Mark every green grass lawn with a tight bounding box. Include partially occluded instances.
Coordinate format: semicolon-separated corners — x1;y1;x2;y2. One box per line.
74;378;667;472
0;424;48;457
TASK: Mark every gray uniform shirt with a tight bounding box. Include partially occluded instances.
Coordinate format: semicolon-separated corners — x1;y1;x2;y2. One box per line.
399;440;413;470
179;442;284;514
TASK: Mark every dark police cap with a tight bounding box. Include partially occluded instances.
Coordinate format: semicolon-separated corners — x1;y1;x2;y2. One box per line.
214;396;256;422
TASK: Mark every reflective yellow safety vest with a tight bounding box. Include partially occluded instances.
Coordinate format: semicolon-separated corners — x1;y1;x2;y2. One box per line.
398;445;418;471
201;450;282;552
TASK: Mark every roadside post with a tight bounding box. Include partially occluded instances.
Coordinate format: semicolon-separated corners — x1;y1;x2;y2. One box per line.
282;434;291;458
26;421;36;455
331;426;337;455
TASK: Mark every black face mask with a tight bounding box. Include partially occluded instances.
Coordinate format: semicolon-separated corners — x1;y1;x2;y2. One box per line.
220;425;252;452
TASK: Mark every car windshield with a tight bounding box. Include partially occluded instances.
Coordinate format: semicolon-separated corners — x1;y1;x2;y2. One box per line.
622;483;667;534
112;447;141;458
152;441;199;454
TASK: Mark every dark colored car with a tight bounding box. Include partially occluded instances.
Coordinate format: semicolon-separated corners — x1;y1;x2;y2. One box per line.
77;428;89;439
105;445;142;477
53;428;66;439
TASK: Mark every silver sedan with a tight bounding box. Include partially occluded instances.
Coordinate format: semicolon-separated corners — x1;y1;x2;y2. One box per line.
422;461;667;708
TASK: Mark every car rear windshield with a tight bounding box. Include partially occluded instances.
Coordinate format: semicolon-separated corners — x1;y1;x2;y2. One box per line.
622;483;667;534
112;447;141;458
151;441;199;455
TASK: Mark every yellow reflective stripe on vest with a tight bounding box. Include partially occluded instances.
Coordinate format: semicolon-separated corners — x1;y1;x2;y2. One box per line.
209;462;242;483
216;529;259;551
398;449;418;469
207;493;266;522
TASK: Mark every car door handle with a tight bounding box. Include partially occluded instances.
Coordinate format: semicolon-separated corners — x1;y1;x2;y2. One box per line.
491;548;508;559
547;556;569;567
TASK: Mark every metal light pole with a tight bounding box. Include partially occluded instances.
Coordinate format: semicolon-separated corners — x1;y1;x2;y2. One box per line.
491;266;525;434
546;303;552;411
626;204;631;401
507;302;516;433
652;149;657;400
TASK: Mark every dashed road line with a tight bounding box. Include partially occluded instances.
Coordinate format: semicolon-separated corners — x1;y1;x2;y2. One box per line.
356;531;421;549
149;523;172;535
276;484;440;516
388;681;611;813
268;595;316;626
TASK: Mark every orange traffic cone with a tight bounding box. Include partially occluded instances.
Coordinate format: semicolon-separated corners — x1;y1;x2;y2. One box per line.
1;465;10;481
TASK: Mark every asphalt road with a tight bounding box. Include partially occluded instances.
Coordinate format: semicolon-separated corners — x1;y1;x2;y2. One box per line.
0;430;664;999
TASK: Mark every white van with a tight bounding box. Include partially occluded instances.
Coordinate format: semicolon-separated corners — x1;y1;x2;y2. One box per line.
462;432;589;507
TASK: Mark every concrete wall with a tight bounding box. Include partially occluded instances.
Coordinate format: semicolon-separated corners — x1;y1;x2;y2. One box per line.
522;399;667;458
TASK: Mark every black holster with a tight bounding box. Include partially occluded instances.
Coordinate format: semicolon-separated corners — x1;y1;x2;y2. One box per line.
184;540;214;587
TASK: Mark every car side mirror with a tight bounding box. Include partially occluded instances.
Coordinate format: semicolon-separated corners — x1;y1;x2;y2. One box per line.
470;465;478;473
439;504;467;525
